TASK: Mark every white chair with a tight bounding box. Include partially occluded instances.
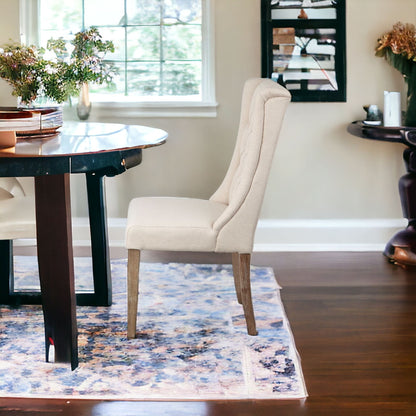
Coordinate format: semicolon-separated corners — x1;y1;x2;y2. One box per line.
0;178;36;240
125;78;291;338
0;178;36;303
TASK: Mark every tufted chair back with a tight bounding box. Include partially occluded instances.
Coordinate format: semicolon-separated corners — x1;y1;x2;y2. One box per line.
210;78;291;253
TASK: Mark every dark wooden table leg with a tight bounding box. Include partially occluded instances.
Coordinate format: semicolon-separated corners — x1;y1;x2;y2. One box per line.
2;172;113;308
84;172;112;307
35;173;78;370
0;240;13;304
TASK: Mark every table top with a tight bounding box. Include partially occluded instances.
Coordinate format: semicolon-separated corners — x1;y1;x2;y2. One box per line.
0;121;167;158
0;121;168;177
347;120;416;146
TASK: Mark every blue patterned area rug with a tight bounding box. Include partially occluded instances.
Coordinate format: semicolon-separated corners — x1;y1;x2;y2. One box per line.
0;257;307;400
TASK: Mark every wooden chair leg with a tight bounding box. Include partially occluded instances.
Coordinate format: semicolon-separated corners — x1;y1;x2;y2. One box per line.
127;249;140;339
238;253;257;336
232;252;242;304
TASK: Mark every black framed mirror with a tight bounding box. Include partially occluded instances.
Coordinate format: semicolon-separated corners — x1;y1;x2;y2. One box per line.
261;0;346;102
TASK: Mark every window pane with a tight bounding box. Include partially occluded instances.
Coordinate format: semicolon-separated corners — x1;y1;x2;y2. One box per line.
127;0;161;25
127;63;161;96
39;0;82;38
163;25;201;60
127;27;161;61
163;0;201;24
162;61;201;95
84;0;125;27
92;27;125;62
90;62;126;94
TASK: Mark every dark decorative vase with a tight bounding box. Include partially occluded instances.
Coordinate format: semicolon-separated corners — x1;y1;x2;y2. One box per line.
405;77;416;127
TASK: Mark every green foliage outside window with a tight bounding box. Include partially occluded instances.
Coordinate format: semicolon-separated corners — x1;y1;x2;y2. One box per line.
38;0;203;98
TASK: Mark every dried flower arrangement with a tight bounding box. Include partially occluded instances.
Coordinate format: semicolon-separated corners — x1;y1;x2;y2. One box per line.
376;22;416;126
376;22;416;77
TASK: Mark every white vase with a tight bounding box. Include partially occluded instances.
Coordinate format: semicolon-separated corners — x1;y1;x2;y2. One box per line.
77;83;92;120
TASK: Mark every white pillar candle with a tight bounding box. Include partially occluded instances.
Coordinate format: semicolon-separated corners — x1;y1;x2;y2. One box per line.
384;91;401;127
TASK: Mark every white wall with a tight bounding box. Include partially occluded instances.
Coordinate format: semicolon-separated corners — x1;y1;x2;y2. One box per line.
1;0;415;250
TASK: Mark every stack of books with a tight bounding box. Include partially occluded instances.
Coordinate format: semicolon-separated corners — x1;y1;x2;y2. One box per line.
0;107;63;136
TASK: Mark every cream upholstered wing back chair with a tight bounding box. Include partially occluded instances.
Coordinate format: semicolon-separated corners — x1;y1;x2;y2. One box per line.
125;78;291;338
0;177;36;278
0;178;36;240
0;177;36;302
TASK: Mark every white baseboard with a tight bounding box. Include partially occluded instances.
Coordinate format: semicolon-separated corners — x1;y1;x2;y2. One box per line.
253;219;407;252
14;217;408;252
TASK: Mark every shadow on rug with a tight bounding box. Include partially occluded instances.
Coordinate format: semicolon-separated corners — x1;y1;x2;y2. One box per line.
0;257;307;400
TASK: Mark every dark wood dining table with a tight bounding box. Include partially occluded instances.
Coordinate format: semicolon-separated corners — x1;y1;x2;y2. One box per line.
0;121;167;369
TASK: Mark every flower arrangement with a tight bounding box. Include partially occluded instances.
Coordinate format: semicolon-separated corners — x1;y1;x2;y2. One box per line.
0;27;115;106
0;43;46;104
376;22;416;126
376;22;416;78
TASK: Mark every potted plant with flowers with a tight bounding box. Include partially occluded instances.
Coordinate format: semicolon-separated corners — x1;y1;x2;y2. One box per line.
0;27;115;120
0;43;52;105
47;27;115;119
376;22;416;127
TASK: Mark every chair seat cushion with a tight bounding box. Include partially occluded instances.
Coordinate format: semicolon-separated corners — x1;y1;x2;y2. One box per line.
126;197;227;251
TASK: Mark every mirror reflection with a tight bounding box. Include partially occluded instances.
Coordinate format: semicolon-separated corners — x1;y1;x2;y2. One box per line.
271;0;337;19
272;27;337;92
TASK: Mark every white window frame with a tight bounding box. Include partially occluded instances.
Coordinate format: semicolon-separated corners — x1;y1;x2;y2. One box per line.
19;0;217;118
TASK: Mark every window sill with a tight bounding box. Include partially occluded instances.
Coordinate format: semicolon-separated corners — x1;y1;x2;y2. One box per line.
66;99;219;119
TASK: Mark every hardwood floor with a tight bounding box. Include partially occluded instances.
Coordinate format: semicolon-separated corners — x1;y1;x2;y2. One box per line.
1;251;415;415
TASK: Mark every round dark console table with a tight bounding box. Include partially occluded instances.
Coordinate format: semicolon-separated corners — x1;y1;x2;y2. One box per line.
348;121;416;266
